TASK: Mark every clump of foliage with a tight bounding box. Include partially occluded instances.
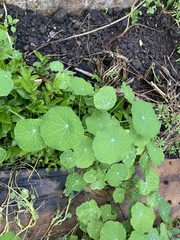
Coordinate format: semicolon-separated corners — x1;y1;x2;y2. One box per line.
0;9;179;240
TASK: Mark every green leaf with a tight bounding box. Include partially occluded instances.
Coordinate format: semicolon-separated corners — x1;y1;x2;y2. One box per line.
0;232;21;240
160;223;169;240
121;82;134;104
65;173;86;192
0;69;13;96
129;127;149;155
158;198;171;223
40;106;84;151
100;221;126;240
86;110;112;135
113;188;125;203
83;169;97;183
76;200;101;223
54;73;70;90
69;77;94;96
147;192;161;208
0;112;11;124
74;136;95;168
100;204;117;221
92;124;132;164
132;99;161;138
130;202;155;233
148;228;164;240
91;180;106;190
129;231;149;240
87;221;103;239
106;163;129;187
146;141;164;165
137;170;159;195
49;61;64;72
0;148;6;164
14;119;46;152
94;86;117;111
60;150;77;169
122;149;136;167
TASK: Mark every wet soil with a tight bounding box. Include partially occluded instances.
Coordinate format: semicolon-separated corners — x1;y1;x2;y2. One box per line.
2;4;180;94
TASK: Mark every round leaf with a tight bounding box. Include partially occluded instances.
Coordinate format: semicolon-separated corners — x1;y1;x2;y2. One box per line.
106;163;129;187
132;100;161;138
40;106;84;151
76;200;101;223
83;169;97;183
65;173;86;192
60;150;77;169
0;69;13;96
146;141;164;165
131;202;155;233
87;221;103;239
69;77;94;96
121;82;134;104
14;119;46;152
0;148;6;163
94;86;117;111
86;110;112;135
113;188;125;203
92;124;132;164
49;61;64;72
100;221;126;240
74;136;95;168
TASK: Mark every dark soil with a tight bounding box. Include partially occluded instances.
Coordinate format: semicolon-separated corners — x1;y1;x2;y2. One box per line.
2;4;180;94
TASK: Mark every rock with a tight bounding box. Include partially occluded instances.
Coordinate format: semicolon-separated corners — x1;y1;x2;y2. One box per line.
5;0;136;16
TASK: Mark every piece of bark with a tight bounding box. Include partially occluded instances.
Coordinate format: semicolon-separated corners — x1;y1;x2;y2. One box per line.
0;158;179;239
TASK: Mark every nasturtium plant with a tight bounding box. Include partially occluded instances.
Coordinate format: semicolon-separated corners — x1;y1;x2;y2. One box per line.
87;221;103;239
100;204;117;221
83;169;97;183
94;86;117;110
0;147;6;163
147;192;161;208
49;61;64;72
69;77;94;96
130;202;155;233
136;169;159;195
0;232;21;240
158;198;171;224
121;82;134;104
131;99;161;138
40;106;84;151
14;119;46;152
65;173;86;192
148;228;164;240
100;221;126;240
0;69;13;96
106;163;129;187
60;150;77;169
92;123;132;164
86;110;112;135
76;200;101;223
113;188;126;203
74;136;95;168
54;72;70;90
129;231;149;240
146;140;164;165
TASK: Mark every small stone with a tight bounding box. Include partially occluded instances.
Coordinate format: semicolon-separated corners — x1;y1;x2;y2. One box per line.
131;58;141;70
39;25;46;34
52;8;67;23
